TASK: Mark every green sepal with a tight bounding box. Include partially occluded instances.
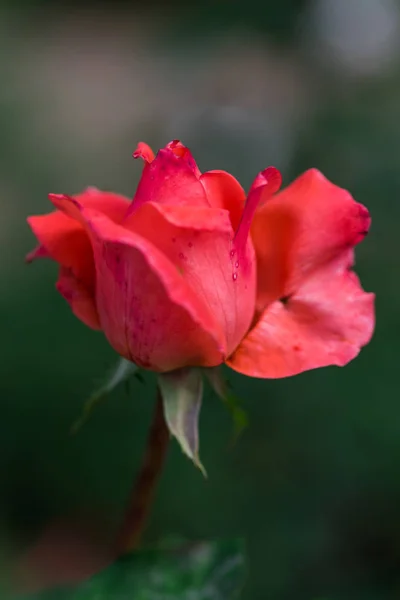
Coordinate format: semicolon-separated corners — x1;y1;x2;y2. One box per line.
204;367;248;443
158;368;206;476
71;358;138;434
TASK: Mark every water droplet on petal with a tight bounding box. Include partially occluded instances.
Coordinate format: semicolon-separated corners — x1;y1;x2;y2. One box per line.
235;261;239;269
232;273;238;281
230;250;236;258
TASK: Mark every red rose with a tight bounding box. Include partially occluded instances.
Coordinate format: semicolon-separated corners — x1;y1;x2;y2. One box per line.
27;141;374;377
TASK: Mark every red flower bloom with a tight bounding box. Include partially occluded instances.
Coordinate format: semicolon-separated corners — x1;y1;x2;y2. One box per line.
26;141;374;377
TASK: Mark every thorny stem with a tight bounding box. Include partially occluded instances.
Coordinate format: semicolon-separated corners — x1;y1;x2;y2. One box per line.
115;387;169;555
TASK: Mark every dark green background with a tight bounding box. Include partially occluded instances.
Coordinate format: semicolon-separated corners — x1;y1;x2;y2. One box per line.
0;0;398;598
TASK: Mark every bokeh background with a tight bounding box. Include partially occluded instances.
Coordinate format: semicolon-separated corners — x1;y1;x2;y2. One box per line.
1;0;399;598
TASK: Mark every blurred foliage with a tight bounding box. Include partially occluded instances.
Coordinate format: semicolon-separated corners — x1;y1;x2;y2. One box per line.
18;539;245;600
0;0;399;599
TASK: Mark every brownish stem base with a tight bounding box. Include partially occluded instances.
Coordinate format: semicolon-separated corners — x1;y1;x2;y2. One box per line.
115;388;169;555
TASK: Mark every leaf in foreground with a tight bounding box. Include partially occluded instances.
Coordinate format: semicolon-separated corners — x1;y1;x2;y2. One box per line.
19;538;246;600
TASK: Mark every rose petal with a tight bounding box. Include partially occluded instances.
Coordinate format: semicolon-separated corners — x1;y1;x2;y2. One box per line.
52;195;227;371
165;140;202;177
250;168;371;310
133;141;155;163
227;249;375;378
27;188;130;272
126;146;210;216
25;244;51;262
234;166;281;273
200;170;245;230
125;202;256;356
56;267;101;329
248;166;282;196
27;210;94;284
66;188;130;222
27;189;130;328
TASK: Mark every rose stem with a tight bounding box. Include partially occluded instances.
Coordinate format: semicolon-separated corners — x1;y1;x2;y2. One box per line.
114;387;169;555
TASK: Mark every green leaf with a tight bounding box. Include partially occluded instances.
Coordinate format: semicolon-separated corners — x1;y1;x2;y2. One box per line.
71;357;138;433
19;539;246;600
204;367;248;443
158;368;206;476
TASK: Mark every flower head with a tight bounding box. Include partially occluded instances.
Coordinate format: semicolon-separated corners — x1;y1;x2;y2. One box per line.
26;142;374;377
